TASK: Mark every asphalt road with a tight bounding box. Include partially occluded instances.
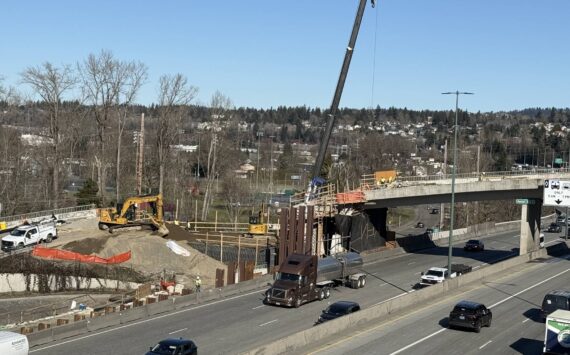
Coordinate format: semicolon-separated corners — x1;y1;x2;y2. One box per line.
306;248;570;355
30;228;566;355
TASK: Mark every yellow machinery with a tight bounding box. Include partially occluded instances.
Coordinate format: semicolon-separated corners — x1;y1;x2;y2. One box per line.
248;203;269;236
99;194;168;237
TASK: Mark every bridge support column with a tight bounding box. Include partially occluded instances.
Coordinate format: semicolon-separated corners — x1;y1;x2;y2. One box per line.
519;200;542;255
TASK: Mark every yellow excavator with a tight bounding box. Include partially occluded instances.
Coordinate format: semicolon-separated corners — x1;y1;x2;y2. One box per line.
247;203;270;236
99;194;169;237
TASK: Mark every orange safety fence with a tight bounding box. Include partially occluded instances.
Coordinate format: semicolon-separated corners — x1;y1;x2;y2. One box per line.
32;246;131;264
336;191;366;204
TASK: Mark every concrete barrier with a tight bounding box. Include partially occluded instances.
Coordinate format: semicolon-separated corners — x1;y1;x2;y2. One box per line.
86;313;121;332
362;247;406;264
51;320;88;341
120;306;148;324
242;247;553;355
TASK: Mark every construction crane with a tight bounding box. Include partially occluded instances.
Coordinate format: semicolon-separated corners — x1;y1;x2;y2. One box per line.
307;0;376;201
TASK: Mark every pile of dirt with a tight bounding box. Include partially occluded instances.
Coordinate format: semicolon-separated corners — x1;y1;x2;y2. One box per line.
60;235;113;254
98;232;228;288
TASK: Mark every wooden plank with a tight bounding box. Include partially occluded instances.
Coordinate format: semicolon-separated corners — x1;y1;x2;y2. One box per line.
306;206;314;255
278;208;289;266
296;206;305;253
288;207;297;257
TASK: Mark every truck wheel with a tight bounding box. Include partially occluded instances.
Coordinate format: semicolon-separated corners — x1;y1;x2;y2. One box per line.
46;234;53;243
358;277;366;288
318;289;325;301
324;288;331;299
350;279;359;289
17;243;24;250
294;297;301;308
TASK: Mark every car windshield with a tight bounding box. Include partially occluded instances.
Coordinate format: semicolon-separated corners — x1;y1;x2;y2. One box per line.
150;343;179;355
10;229;26;237
325;304;350;315
277;273;300;282
426;270;443;277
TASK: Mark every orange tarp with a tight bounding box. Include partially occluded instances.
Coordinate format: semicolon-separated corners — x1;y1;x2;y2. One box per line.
336;191;366;204
32;246;131;264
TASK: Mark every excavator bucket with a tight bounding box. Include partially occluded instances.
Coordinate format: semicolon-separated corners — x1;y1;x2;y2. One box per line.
155;224;169;238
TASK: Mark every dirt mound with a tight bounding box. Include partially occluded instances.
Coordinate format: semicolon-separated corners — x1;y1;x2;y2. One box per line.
60;235;113;254
98;232;227;288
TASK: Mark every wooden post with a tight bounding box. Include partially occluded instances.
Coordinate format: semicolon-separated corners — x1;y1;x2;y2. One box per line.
205;232;209;256
175;199;179;221
254;238;259;267
220;233;223;262
194;202;198;231
215;211;218;232
237;236;241;282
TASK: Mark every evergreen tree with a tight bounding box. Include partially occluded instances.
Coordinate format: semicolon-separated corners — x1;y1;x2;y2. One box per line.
75;179;101;207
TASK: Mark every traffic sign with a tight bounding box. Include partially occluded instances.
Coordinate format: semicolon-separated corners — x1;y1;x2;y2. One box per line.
543;179;570;207
515;199;535;205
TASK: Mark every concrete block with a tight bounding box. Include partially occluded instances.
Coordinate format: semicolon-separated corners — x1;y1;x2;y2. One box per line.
52;320;87;341
37;323;51;331
120;306;148;324
27;328;54;347
86;312;121;332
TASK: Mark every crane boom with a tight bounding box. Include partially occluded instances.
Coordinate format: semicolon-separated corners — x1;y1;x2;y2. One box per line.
310;0;376;190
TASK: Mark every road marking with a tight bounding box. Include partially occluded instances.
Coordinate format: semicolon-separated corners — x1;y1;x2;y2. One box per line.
29;288;264;352
387;267;570;355
407;262;416;265
408;289;416;293
252;305;265;310
545;240;562;246
373;292;408;306
377;282;388;287
473;266;480;270
258;319;278;327
414;272;422;275
479;340;492;349
522;318;531;323
168;328;187;334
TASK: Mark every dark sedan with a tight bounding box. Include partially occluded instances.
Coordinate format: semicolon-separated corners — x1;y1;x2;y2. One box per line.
415;222;425;228
449;300;492;332
464;239;484;251
147;338;198;355
315;301;360;325
547;223;562;233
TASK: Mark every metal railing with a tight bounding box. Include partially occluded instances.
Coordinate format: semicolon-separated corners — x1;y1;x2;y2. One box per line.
176;221;249;233
1;204;96;223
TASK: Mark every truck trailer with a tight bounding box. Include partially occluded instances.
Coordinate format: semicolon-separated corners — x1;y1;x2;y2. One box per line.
265;252;366;308
0;331;29;355
544;309;570;354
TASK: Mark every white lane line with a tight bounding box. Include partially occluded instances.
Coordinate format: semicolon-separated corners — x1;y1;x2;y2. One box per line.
373;292;407;306
29;288;264;352
389;268;570;355
258;319;278;327
168;328;187;335
522;318;531;323
390;329;446;355
414;272;422;275
377;282;388;287
479;340;492;349
252;305;265;310
473;266;481;270
545;240;562;246
407;262;416;265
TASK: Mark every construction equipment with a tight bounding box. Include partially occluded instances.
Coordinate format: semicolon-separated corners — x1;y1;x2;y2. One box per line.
306;0;376;202
247;203;269;236
99;194;168;237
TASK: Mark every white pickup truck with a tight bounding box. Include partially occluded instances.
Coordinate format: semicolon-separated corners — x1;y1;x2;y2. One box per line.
1;221;57;252
419;264;472;287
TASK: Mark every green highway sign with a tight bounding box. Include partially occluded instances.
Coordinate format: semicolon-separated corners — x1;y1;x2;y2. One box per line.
516;199;535;205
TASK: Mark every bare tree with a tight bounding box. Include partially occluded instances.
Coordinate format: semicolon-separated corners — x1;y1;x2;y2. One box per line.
156;74;197;195
201;91;233;221
78;50;147;204
221;173;252;224
20;62;76;208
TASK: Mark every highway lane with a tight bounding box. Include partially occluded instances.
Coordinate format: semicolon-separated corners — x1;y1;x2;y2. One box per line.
307;252;570;355
31;228;565;354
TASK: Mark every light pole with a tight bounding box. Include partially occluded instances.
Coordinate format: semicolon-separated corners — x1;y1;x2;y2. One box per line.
269;135;275;192
256;131;263;189
442;90;474;274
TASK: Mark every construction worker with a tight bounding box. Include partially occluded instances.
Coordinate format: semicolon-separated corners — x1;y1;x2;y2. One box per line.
195;276;202;293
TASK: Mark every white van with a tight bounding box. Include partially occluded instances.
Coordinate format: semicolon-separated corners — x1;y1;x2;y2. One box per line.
0;331;29;355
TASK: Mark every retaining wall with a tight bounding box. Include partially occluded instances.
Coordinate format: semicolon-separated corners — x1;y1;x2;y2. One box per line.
0;273;139;293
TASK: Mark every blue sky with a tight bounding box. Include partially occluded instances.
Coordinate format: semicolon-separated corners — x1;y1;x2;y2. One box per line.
2;0;569;112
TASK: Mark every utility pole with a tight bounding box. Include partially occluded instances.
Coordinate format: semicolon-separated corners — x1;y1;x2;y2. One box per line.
256;131;263;189
476;145;480;175
136;113;145;195
269;135;275;192
442;90;474;276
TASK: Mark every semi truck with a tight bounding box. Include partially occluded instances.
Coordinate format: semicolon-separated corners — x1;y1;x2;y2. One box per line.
544;309;570;354
264;252;367;308
419;264;472;287
0;331;29;355
1;220;57;252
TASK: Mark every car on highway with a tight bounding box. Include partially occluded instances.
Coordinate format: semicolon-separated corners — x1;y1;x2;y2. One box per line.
448;300;492;333
415;222;425;228
430;208;439;214
541;290;570;320
547;223;562;233
557;215;567;224
315;301;360;325
147;338;198;355
464;239;485;252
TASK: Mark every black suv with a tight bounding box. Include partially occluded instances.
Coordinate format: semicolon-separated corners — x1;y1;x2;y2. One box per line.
448;300;492;332
464;239;485;251
316;301;360;325
541;290;570;319
547;223;562;233
147;338;198;355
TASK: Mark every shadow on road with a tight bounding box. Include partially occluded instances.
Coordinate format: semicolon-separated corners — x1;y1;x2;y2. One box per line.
510;337;543;355
522;308;543;324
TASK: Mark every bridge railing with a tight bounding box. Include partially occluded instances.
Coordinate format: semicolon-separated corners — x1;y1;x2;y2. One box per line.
360;168;570;190
1;204;96;224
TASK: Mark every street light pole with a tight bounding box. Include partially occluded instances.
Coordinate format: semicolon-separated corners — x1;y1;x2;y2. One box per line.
442;90;474;275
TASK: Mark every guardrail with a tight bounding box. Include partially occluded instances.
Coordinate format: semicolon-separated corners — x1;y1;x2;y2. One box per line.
176;221;249;233
1;204;96;224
